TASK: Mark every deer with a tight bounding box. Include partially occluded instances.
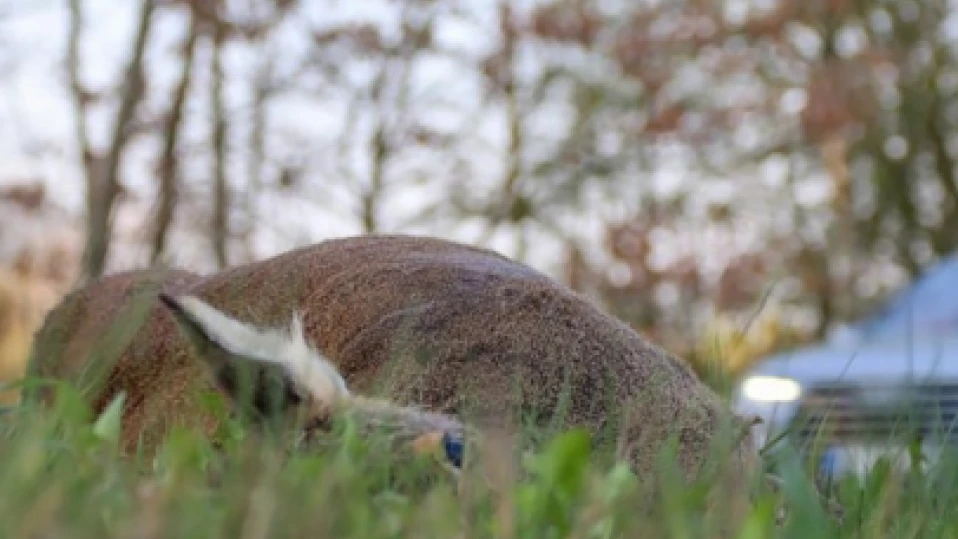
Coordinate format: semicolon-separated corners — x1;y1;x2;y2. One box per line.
23;234;763;516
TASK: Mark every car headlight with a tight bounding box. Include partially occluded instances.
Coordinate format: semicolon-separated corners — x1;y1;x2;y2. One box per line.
740;375;802;403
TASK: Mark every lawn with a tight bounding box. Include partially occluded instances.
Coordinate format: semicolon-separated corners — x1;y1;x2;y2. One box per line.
3;380;958;539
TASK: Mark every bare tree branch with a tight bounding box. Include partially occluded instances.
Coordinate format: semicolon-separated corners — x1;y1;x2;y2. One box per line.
477;3;524;247
67;0;92;186
244;45;271;241
81;0;155;281
356;4;433;234
360;70;388;234
151;11;198;265
211;16;229;269
360;124;387;234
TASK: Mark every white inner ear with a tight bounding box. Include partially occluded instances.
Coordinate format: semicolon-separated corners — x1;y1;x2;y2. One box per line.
172;295;350;404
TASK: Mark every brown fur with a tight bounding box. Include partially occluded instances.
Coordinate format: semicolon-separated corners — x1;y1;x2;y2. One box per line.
26;235;760;498
26;267;213;451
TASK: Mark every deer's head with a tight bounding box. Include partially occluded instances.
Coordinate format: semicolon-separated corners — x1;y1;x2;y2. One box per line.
159;292;466;478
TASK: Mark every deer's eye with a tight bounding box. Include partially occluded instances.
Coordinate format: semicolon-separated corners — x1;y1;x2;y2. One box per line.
442;431;463;469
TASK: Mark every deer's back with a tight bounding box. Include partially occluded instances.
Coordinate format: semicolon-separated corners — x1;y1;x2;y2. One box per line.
190;235;738;477
26;267;216;451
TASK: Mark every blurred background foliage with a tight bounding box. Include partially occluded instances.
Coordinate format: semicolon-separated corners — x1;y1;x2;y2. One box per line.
1;0;957;394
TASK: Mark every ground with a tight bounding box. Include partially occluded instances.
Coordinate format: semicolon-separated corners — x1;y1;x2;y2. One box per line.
2;381;955;539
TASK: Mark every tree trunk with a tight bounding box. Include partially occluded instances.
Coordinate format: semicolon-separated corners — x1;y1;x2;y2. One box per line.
151;12;198;265
81;0;155;281
68;0;92;203
211;18;229;269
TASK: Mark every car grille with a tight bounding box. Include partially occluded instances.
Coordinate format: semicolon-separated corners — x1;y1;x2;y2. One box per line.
790;382;958;447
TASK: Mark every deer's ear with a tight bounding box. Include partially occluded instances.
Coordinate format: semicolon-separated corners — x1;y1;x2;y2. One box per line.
159;292;306;420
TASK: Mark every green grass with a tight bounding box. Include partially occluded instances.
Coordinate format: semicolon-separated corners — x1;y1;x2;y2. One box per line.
3;384;958;538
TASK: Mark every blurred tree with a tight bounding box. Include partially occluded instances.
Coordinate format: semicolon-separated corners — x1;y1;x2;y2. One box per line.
10;0;956;380
151;8;199;265
534;0;958;377
73;0;156;281
210;4;229;268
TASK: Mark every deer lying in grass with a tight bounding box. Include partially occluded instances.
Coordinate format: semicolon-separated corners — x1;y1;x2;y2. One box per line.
159;291;468;477
24;235;761;509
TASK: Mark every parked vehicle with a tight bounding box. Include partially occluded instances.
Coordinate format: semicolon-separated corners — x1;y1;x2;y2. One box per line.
733;254;958;478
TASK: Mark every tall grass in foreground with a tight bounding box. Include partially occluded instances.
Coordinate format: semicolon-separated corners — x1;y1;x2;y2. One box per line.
2;385;958;539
